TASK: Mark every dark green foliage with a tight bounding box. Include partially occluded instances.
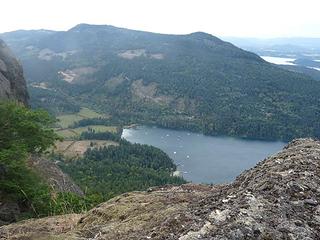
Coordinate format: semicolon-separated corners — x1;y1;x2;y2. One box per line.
80;129;121;142
280;65;320;81
60;139;186;201
0;102;60;153
72;117;124;128
0;102;57;217
29;86;80;115
0;102;89;219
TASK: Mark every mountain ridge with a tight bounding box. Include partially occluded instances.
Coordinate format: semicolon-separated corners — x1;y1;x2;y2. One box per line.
2;24;320;141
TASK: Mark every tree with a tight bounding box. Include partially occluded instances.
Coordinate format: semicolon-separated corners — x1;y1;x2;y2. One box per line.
0;101;60;153
0;101;61;217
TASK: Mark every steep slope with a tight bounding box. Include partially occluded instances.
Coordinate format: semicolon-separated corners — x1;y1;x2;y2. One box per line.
0;39;28;105
1;138;320;239
2;25;320;140
0;44;82;224
28;155;84;196
0;156;84;226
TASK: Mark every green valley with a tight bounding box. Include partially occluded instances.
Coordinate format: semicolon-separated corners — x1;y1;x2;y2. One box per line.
2;25;320;141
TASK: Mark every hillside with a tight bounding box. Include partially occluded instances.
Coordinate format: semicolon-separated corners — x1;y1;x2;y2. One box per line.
0;39;28;105
0;41;185;224
0;101;185;226
2;24;320;141
1;138;320;239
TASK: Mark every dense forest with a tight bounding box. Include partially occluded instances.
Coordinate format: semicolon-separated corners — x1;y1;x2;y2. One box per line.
2;25;320;141
59;131;185;201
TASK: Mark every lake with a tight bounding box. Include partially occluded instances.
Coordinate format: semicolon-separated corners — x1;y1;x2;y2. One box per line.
261;56;296;65
122;126;285;184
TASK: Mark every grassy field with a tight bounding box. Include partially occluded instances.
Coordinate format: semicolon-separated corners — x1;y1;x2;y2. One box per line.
55;125;118;139
55;129;78;139
52;107;120;158
57;107;106;128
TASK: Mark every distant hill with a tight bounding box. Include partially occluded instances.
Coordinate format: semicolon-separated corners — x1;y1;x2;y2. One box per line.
223;37;320;81
2;24;320;141
223;37;320;54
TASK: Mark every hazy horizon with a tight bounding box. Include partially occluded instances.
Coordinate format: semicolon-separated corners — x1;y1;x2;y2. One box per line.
3;23;320;40
1;0;320;38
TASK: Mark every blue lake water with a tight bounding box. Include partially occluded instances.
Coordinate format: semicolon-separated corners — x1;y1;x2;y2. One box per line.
122;126;285;184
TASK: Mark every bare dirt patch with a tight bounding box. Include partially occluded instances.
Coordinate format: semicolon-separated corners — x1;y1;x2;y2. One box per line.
131;79;172;105
150;53;164;59
58;67;97;84
118;49;164;60
38;48;76;61
105;74;128;90
118;49;147;59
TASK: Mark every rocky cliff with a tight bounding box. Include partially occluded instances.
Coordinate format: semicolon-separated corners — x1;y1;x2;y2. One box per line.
0;39;28;105
1;138;320;239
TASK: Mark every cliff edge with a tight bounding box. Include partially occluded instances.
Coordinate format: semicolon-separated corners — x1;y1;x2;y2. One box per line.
0;39;28;105
1;138;319;239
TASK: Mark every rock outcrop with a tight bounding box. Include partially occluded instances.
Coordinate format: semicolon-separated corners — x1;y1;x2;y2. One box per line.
0;156;84;227
29;156;84;196
0;39;28;105
1;138;320;239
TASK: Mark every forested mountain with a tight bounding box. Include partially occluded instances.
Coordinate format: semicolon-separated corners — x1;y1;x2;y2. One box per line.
2;24;320;141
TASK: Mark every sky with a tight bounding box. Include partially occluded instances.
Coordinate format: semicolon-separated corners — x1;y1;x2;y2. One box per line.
1;0;319;38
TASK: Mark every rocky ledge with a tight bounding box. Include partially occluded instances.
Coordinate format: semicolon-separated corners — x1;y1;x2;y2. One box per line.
0;39;28;105
1;138;320;240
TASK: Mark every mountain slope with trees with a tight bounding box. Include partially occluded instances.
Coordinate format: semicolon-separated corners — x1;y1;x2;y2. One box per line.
2;24;320;141
0;38;185;224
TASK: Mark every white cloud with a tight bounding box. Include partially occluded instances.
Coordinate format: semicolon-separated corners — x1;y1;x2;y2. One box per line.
1;0;319;37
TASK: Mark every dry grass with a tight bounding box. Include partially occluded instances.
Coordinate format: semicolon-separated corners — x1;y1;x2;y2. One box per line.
54;129;78;139
54;140;118;158
0;214;81;240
